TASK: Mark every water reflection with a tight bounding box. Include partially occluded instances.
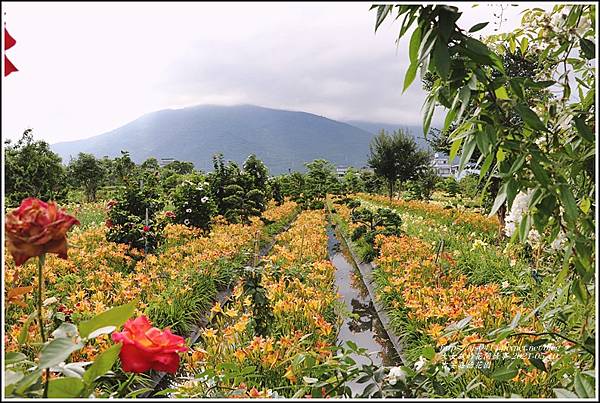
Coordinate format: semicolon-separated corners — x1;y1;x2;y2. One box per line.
327;225;400;395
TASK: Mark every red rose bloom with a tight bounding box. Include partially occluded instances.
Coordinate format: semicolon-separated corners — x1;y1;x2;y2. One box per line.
143;225;150;232
105;219;114;228
165;211;176;219
111;316;188;374
5;198;80;266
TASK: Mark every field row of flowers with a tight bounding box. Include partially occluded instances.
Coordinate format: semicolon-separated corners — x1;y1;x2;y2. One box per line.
173;208;344;398
5;200;299;364
331;196;586;398
358;193;499;237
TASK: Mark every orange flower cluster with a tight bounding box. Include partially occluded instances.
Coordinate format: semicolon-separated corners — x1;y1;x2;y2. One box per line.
359;193;499;234
4;201;299;360
181;209;339;395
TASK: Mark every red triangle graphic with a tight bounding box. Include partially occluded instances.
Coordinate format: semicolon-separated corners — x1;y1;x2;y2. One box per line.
5;28;16;50
5;55;18;76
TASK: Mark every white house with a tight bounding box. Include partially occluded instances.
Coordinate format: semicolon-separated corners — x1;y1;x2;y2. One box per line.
431;153;459;177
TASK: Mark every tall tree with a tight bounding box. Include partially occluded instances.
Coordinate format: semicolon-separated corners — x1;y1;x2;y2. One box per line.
67;153;106;202
5;129;67;205
368;129;431;199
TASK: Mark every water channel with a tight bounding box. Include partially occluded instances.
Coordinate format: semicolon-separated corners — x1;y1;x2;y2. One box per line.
327;224;401;395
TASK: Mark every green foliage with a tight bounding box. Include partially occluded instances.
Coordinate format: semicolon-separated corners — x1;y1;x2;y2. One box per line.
241;266;274;337
406;167;439;200
5;129;67;206
350;206;403;262
372;3;596;397
458;174;480;200
105;174;165;255
172;175;216;232
209;153;271;223
342;167;366;194
368;129;431;199
67;153;106;202
5;302;137;398
145;272;216;335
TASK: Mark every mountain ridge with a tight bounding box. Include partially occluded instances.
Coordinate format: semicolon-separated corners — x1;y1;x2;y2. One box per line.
51;104;426;175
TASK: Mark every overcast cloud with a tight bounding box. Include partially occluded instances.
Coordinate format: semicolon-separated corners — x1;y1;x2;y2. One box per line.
2;1;554;144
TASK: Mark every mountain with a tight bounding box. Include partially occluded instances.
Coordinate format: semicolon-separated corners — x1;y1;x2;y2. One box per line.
344;120;431;151
52;105;385;175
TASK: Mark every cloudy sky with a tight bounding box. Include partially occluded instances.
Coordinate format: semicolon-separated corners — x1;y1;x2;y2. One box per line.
2;2;554;144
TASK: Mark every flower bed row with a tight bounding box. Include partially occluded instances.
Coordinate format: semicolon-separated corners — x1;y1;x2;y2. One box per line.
4;200;299;364
331;196;583;398
173;208;345;398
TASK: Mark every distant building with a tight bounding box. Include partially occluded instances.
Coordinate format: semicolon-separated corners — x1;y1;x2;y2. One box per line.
336;165;350;178
431;152;459;177
159;158;175;167
431;153;480;179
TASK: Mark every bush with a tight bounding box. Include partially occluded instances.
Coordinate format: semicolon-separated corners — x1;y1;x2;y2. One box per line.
105;176;165;255
172;176;217;232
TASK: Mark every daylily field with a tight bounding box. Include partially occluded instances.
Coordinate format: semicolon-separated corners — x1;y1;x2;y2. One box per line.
4;188;595;399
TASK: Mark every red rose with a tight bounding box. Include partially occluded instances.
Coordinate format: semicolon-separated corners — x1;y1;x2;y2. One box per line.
165;211;176;219
5;198;79;266
111;316;188;374
105;219;114;228
143;225;150;232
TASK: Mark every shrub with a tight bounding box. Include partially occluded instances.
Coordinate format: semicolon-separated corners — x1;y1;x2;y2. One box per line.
172;177;217;232
105;176;165;255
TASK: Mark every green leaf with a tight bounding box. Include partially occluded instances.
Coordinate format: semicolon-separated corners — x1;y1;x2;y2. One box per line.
13;369;42;395
444;107;457;132
457;86;471;121
78;300;137;339
5;369;24;387
496;148;505;162
529;357;547;372
479;153;494;180
5;352;27;365
579;38;595;60
574;372;594;398
403;62;418;93
520;37;529;56
553;388;579;398
449;137;463;162
83;343;122;384
508;36;516;53
490;366;518;382
557;184;578;224
518;213;531;242
515;104;547;132
530;160;551;187
574;117;594;142
47;377;84;398
409;25;421;63
494;86;510;100
433;37;450;79
374;5;394;32
39;338;83;369
421;345;436;360
580;197;591;214
489;184;507;216
459;136;476;172
18;312;37;345
468;22;489;33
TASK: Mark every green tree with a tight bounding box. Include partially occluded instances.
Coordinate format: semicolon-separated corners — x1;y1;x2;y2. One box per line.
373;4;595;397
67;153;106;202
5;129;67;205
368;129;431;200
163;160;195;175
113;151;137;184
304;159;339;201
342;167;365;194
